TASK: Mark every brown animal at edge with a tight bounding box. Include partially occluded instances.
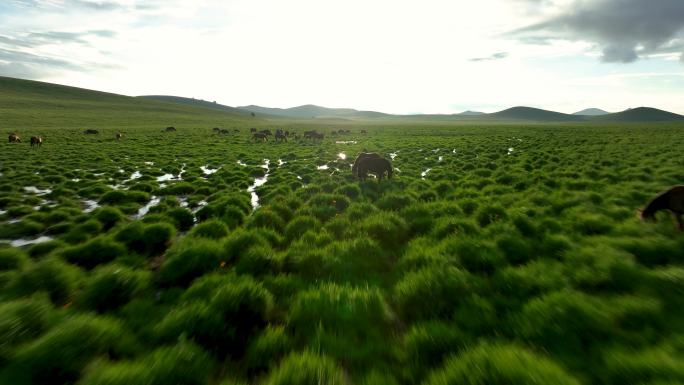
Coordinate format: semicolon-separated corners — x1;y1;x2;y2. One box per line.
639;185;684;231
8;133;20;143
30;136;43;148
357;157;393;181
351;152;383;177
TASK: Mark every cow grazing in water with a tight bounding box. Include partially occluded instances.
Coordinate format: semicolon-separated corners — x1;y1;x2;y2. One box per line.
640;185;684;231
352;152;383;177
115;132;123;141
357;156;393;181
8;133;20;143
252;132;269;142
30;136;43;148
84;129;99;134
165;126;177;132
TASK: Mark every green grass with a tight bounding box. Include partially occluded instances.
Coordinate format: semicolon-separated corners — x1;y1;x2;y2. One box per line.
1;76;684;384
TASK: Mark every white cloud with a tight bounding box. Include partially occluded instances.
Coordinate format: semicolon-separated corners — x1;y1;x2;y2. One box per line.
0;0;682;114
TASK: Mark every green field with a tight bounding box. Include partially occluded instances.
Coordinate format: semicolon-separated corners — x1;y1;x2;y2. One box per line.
2;77;684;385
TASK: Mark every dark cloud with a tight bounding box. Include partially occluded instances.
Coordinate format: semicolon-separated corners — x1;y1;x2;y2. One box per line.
469;52;509;62
511;0;684;63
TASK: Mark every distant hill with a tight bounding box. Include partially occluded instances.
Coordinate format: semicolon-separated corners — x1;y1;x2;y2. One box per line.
139;95;250;116
457;111;485;116
0;76;253;130
593;107;684;122
488;106;583;122
574;108;610;116
238;104;392;119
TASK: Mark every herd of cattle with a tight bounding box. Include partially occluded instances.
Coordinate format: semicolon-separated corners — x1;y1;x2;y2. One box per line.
8;132;42;147
5;128;684;230
7;126;369;146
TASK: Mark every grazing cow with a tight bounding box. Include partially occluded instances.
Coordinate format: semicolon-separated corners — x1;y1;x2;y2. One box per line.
8;133;20;143
220;129;230;135
250;128;257;133
639;185;684;231
213;127;221;133
260;129;272;136
30;136;43;148
303;130;317;140
356;156;393;181
352;152;383;177
116;132;123;141
252;132;269;142
311;132;324;141
361;129;367;134
84;129;99;134
275;131;287;142
165;126;177;132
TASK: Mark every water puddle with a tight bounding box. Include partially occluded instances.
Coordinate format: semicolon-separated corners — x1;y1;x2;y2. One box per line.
438;156;444;162
200;165;219;175
421;168;432;179
83;199;100;213
1;236;54;248
237;160;248;167
317;164;330;170
24;186;52;195
133;196;161;219
144;161;155;166
0;210;7;215
336;141;357;144
452;149;457;154
507;147;514;155
337;153;347;160
130;171;142;180
248;159;270;210
156;174;175;182
432;149;440;153
278;159;286;167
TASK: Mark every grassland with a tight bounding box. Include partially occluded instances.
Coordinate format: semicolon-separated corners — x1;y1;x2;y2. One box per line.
1;77;684;385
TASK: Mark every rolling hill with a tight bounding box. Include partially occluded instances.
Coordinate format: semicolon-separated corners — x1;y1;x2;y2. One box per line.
574;108;610;116
487;106;584;122
594;107;684;122
0;76;254;130
2;76;683;126
238;104;392;119
139;95;249;116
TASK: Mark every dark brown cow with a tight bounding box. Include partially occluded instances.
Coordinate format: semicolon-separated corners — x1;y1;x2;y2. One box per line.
252;132;269;142
30;136;43;148
275;131;287;142
351;152;383;176
357;157;393;181
640;185;684;231
165;126;177;132
8;133;20;143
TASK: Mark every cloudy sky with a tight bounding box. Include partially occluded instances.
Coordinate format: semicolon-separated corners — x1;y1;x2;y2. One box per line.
1;0;683;114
